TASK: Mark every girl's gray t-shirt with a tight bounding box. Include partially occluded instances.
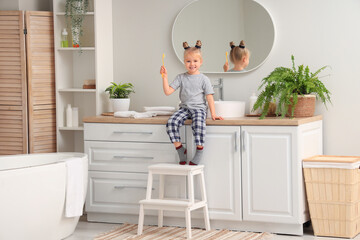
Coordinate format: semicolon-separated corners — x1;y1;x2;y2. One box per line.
170;73;214;110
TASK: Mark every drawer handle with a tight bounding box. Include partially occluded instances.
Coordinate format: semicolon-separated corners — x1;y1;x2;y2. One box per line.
114;156;154;160
113;131;153;135
114;186;154;190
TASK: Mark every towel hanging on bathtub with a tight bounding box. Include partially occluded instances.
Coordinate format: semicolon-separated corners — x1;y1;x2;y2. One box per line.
65;157;84;218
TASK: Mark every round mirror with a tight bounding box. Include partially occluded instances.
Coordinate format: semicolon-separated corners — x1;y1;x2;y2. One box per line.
172;0;275;73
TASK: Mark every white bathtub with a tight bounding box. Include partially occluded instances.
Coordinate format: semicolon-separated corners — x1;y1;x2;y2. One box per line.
0;152;88;240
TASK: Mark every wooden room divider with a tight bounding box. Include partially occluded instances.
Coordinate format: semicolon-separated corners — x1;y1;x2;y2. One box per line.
0;11;56;155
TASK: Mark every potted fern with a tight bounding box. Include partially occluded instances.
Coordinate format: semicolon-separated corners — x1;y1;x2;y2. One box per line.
105;82;135;112
253;55;331;119
65;0;89;47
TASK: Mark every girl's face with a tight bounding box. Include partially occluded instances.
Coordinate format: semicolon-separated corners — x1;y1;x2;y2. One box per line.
184;52;202;75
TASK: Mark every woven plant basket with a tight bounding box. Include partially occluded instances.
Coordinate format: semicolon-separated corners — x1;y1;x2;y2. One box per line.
287;94;316;117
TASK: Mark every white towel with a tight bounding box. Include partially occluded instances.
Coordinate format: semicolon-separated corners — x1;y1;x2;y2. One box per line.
114;111;137;118
114;111;157;118
146;110;174;116
144;106;176;112
65;157;84;218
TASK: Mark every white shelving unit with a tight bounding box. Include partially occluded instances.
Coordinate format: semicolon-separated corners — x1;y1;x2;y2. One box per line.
53;0;113;152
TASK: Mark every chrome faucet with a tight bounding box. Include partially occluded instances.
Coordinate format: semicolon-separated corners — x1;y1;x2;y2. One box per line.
212;78;224;101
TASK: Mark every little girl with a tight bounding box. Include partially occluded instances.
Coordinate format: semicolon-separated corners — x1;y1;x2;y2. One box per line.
160;40;223;165
223;40;250;72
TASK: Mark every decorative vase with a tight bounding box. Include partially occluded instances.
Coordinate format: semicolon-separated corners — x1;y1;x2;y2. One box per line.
111;98;130;112
71;25;80;47
70;0;85;48
287;94;316;118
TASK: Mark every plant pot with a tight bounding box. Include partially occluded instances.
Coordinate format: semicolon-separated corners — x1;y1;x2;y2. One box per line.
71;25;80;47
111;98;130;112
287;94;316;118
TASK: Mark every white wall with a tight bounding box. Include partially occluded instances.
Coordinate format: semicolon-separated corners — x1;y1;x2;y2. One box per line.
0;0;51;11
112;0;360;156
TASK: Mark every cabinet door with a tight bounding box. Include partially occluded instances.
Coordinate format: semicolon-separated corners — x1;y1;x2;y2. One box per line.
241;126;298;223
25;11;56;153
0;11;28;155
187;125;242;221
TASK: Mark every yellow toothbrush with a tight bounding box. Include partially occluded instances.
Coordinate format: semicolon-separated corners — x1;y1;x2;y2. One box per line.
162;53;165;77
226;51;228;64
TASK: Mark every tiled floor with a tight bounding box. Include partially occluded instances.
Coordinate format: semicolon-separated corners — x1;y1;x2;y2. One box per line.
64;219;360;240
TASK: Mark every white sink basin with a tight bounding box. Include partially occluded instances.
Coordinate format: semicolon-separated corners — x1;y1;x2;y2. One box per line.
208;101;245;118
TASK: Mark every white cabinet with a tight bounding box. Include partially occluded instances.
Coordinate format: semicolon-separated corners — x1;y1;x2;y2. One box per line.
83;119;323;234
53;0;113;152
186;125;242;221
84;123;186;223
241;121;322;225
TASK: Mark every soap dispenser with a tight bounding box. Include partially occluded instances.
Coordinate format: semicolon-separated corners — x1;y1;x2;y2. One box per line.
249;93;259;115
61;28;68;48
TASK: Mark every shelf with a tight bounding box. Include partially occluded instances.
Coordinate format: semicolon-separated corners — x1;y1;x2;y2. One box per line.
55;12;94;16
59;126;84;131
57;47;95;51
59;88;96;93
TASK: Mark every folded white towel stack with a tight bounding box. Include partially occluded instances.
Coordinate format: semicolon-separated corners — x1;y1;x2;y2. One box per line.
65;157;84;218
144;106;176;112
146;111;175;116
114;111;157;118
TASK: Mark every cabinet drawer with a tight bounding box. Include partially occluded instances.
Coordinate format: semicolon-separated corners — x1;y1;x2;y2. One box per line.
85;141;184;172
86;171;186;215
84;123;185;143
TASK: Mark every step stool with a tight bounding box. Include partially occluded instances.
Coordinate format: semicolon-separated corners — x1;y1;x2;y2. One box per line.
137;163;210;239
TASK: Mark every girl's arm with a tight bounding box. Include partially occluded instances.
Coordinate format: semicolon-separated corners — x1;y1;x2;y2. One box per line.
160;66;175;96
206;94;223;120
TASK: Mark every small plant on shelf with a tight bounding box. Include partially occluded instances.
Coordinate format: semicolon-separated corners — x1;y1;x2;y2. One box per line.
105;82;135;99
65;0;89;47
253;55;331;119
105;82;135;112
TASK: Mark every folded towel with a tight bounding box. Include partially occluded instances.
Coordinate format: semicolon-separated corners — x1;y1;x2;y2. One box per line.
65;157;84;218
114;111;137;118
114;111;157;119
144;106;176;112
133;112;157;119
146;110;175;116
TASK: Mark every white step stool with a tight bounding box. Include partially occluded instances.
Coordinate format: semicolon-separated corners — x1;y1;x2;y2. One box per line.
137;163;210;239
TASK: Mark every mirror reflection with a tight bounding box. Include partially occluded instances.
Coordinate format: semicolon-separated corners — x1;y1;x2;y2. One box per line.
172;0;275;73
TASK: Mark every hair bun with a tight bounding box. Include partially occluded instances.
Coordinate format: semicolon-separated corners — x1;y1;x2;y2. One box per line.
195;40;202;49
239;40;245;49
230;41;236;49
183;42;190;49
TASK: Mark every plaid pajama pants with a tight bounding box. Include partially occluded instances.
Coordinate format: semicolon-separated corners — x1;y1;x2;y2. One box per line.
166;108;207;146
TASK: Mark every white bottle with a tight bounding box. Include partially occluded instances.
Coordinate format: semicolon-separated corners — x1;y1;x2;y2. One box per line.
66;104;73;127
249;93;259;115
72;107;79;127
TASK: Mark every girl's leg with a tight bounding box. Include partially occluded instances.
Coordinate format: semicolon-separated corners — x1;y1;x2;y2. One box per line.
166;108;190;164
189;109;207;165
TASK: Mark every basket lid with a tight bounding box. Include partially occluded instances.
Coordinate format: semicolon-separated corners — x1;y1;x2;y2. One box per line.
303;155;360;169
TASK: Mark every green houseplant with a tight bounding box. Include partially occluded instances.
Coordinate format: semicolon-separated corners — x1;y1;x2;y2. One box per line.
65;0;89;47
253;55;331;119
105;82;135;112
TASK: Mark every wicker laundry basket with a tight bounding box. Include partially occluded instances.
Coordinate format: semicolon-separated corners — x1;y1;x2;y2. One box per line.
303;155;360;238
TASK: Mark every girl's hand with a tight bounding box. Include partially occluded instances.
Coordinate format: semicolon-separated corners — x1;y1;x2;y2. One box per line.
212;114;224;121
160;66;167;78
223;62;229;72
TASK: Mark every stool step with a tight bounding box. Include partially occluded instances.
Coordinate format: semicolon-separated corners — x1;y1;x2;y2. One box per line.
140;199;193;207
149;164;204;176
140;198;207;211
